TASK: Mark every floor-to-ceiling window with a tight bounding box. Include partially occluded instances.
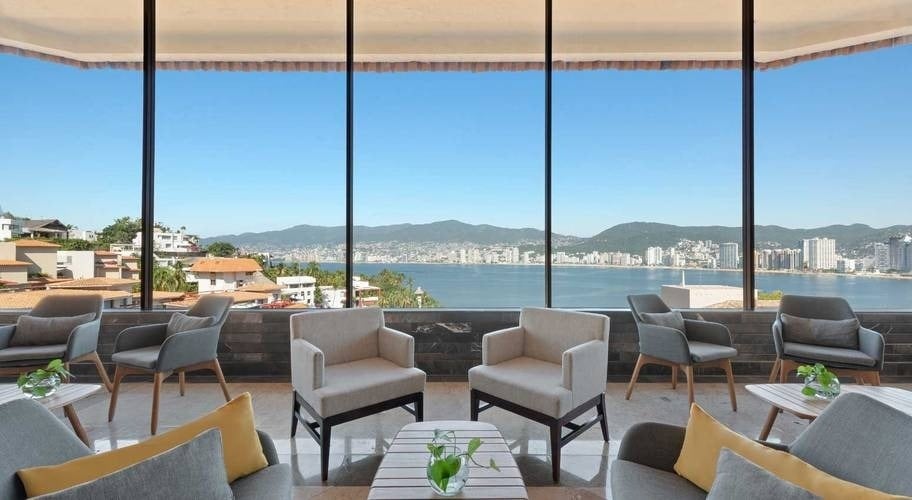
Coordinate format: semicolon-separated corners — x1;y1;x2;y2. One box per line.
755;0;912;310
552;0;743;309
352;1;545;308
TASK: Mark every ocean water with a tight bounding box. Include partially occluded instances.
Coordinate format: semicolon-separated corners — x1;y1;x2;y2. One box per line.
319;263;912;310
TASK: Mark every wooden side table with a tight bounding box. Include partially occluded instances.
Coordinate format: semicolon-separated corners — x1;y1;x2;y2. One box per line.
0;383;101;447
369;420;528;500
746;384;912;440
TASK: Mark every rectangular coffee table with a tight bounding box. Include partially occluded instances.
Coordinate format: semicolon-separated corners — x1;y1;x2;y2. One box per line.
746;384;912;440
0;383;101;447
369;420;528;500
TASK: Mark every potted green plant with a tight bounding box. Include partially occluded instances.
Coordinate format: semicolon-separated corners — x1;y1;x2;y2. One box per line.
796;363;841;400
426;429;499;496
17;359;71;399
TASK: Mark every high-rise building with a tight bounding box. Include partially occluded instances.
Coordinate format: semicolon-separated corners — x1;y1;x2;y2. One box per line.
719;242;739;269
645;246;663;266
873;242;890;272
888;236;911;271
804;237;837;270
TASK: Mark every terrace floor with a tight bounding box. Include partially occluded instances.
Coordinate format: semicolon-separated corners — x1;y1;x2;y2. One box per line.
61;380;901;499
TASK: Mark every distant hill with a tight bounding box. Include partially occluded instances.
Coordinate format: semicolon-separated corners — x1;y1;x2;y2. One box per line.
202;220;912;255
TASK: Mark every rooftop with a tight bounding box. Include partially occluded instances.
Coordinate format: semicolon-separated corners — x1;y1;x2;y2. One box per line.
11;239;60;248
0;260;30;267
48;277;140;289
189;258;262;273
0;288;130;308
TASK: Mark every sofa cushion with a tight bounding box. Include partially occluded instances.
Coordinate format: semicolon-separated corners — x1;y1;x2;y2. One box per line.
706;449;819;500
641;311;686;332
780;313;859;349
468;356;572;418
687;341;737;363
782;342;875;368
10;314;95;347
790;393;912;496
111;345;161;369
0;344;67;364
611;459;706;500
19;393;267;496
304;357;425;418
34;429;233;500
165;312;214;338
520;308;608;365
230;464;292;500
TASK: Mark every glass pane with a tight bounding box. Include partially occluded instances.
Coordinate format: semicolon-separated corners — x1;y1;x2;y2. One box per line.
353;1;545;308
755;1;912;310
0;1;143;309
552;0;743;308
155;1;345;309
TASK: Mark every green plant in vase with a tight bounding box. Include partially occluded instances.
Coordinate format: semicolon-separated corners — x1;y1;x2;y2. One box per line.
17;359;71;399
426;429;499;496
797;363;840;400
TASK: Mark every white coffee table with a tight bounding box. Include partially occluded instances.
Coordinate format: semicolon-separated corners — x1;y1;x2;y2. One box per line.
0;383;101;446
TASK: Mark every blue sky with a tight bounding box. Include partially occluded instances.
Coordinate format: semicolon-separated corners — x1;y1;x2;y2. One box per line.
1;45;909;238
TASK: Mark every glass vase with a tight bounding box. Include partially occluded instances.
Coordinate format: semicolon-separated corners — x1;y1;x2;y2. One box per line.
20;374;61;399
803;373;840;400
427;447;469;497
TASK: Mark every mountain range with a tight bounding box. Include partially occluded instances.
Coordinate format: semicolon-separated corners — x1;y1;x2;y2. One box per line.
202;220;912;256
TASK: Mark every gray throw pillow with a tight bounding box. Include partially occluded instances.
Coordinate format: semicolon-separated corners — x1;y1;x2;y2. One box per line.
166;312;214;337
780;313;859;349
707;449;820;500
34;429;233;500
10;313;96;347
641;311;686;332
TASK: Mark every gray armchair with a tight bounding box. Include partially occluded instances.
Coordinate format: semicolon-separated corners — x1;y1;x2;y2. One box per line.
0;294;111;391
626;294;738;411
108;295;234;434
770;295;884;385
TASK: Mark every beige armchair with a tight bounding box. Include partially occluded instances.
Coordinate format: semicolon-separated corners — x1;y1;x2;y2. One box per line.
290;308;426;481
468;308;610;482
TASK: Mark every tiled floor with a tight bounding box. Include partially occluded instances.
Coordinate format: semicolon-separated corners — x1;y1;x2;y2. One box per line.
62;381;869;499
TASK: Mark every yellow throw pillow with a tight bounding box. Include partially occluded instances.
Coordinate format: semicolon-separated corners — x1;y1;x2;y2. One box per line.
19;392;267;497
674;403;904;499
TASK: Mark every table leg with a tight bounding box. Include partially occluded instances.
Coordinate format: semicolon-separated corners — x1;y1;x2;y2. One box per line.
759;405;780;441
63;404;91;447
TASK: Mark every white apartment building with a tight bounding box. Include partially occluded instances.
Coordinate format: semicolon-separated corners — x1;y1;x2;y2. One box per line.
67;229;97;241
0;217;21;241
837;258;856;273
873;243;890;272
719;242;739;269
132;228;198;253
804;237;837;270
188;257;261;293
277;275;317;306
57;250;96;279
645;246;663;266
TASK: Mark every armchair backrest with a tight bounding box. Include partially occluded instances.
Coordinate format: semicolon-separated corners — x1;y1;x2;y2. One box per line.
29;294;103;320
627;294;670;324
290;307;382;365
777;295;856;321
519;308;609;365
187;295;233;328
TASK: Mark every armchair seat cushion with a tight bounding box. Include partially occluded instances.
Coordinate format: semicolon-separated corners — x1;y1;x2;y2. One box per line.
782;342;875;368
468;356;571;418
688;341;738;363
0;344;67;365
111;346;161;369
305;357;425;418
611;459;706;500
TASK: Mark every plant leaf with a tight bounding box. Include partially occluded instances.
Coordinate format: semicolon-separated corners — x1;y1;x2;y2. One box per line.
489;458;500;472
429;460;447;491
466;437;482;457
802;386;816;397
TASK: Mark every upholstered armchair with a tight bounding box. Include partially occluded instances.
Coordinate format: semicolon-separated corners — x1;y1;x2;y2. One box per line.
0;294;111;391
770;295;884;385
290;307;426;481
468;307;610;482
108;295;234;434
626;294;738;411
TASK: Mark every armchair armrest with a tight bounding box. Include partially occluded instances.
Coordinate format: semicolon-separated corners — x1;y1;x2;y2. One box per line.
257;429;281;465
617;422;686;473
683;319;733;347
481;326;524;365
291;338;324;393
65;319;101;360
0;324;15;349
771;319;785;357
157;326;220;372
114;323;167;353
562;339;608;404
858;326;885;369
636;323;690;365
379;326;415;368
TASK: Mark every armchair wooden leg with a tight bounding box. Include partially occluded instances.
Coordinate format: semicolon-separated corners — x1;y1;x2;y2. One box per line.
291;392;300;437
872;372;882;386
320;422;332;482
88;352;113;392
671;366;678;390
151;371;164;435
768;358;781;383
779;359;795;383
596;393;609;442
854;375;865;385
549;423;561;483
210;360;231;402
723;360;737;412
683;365;695;407
108;364;126;422
625;354;646;400
178;372;186;396
470;389;480;421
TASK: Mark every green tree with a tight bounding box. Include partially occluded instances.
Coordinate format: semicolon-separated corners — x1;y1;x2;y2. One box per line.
53;238;102;251
98;216;142;245
206;241;237;257
150;261;197;293
365;268;440;308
